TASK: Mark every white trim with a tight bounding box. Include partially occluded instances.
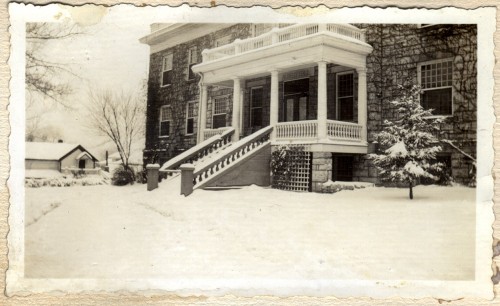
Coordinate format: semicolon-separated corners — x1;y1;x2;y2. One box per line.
159;105;172;138
417;58;454;116
336;71;355;121
185;101;196;135
418;24;438;28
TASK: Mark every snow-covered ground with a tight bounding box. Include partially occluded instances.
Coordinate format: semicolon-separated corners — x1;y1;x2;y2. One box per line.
24;182;475;280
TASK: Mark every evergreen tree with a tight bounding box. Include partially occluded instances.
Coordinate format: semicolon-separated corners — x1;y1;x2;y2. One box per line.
369;85;445;199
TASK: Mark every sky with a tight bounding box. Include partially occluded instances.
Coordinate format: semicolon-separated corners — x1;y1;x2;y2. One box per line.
28;6;158;158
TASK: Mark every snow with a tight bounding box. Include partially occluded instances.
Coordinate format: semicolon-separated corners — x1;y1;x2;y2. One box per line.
322;180;374;188
25;183;475;280
404;160;426;176
25;169;63;179
386;141;408;158
25;142;79;160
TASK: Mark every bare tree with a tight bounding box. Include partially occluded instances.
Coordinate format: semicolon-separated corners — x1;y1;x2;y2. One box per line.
26;22;85;107
85;87;145;181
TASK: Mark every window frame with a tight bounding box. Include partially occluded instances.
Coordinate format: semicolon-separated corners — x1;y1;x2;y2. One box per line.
185;101;196;135
161;53;173;87
417;58;454;117
336;71;355;122
159;105;172;138
186;46;198;81
212;95;229;129
250;86;264;127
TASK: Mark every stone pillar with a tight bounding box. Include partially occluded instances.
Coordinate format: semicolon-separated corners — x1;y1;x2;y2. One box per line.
146;163;160;191
311;152;332;193
198;84;208;143
231;77;241;142
317;61;328;140
180;163;195;196
270;69;279;141
357;67;367;143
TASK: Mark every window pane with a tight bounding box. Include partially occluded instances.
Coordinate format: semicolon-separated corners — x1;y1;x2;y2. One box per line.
214;97;227;115
162;70;172;86
251;108;262;127
213;114;226;128
338;73;353;97
299;96;307;121
160;121;170;136
251;87;263;107
160;106;171;121
338;97;354;121
422;88;452;115
186;118;194;134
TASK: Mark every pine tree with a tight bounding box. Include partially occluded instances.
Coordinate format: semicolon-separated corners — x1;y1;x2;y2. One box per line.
369;85;445;199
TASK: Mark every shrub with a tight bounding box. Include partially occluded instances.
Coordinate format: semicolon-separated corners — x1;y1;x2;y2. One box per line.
270;145;305;190
111;166;135;186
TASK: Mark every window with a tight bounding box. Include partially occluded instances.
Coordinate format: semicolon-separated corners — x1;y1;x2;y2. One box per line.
187;46;198;80
159;105;172;137
252;24;274;37
215;35;232;47
419;59;453;116
186;101;196;135
212;96;228;129
161;53;173;87
336;72;354;122
250;87;263;127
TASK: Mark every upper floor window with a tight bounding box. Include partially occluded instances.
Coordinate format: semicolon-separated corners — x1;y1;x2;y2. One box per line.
186;101;196;135
187;46;198;80
159;105;172;137
419;59;453;116
212;96;228;129
250;87;263;127
161;53;173;87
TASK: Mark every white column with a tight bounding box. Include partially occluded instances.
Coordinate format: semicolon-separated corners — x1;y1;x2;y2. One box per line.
198;84;208;143
317;61;328;140
239;86;244;136
231;77;241;142
270;69;279;141
357;67;367;143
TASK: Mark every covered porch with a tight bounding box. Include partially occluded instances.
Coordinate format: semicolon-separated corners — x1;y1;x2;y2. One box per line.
193;23;373;154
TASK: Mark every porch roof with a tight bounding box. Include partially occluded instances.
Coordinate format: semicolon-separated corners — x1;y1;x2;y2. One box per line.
193;24;373;85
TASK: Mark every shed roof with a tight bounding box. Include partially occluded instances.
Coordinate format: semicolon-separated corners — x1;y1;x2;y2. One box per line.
25;142;98;161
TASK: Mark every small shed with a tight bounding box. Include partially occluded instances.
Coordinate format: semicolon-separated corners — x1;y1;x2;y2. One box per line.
25;142;99;172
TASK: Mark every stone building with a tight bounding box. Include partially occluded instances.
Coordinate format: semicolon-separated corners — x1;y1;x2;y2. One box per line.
140;23;477;192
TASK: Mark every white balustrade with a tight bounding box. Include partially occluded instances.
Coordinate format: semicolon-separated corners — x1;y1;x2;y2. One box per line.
276;120;318;139
327;120;363;141
203;127;233;139
201;23;365;63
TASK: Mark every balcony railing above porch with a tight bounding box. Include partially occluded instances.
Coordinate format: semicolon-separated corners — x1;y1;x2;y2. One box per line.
276;120;363;142
202;24;366;63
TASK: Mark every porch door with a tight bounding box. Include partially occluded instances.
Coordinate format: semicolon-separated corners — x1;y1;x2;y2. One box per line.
337;72;354;122
283;77;309;122
285;94;308;122
78;159;86;169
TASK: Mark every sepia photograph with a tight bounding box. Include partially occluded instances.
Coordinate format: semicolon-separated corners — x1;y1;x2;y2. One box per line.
6;4;495;300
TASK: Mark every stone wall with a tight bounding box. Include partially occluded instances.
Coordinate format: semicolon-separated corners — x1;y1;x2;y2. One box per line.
144;24;252;165
354;24;477;185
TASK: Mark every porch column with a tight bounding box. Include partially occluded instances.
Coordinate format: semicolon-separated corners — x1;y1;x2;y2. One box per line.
198;84;208;143
357;67;367;143
231;77;241;142
270;69;279;141
317;61;328;140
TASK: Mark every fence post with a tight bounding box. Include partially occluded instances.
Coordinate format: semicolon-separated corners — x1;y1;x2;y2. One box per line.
146;164;160;191
180;163;195;196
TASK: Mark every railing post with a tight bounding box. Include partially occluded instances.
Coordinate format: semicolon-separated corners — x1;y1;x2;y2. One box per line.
201;49;208;62
317;61;328;140
357;67;368;143
198;84;208;143
180;163;195;196
271;27;279;44
234;39;241;54
146;164;160;191
270;69;279;141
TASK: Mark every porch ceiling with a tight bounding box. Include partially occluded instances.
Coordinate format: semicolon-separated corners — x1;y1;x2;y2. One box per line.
193;33;373;85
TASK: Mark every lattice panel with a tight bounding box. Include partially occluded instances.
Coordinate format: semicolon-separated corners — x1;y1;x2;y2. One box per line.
273;148;311;192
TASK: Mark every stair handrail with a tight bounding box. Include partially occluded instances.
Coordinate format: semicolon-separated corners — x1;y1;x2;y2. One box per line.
160;127;235;171
193;126;273;187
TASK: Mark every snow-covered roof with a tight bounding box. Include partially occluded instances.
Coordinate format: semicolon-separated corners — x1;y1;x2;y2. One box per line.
25;142;98;161
76;151;93;160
